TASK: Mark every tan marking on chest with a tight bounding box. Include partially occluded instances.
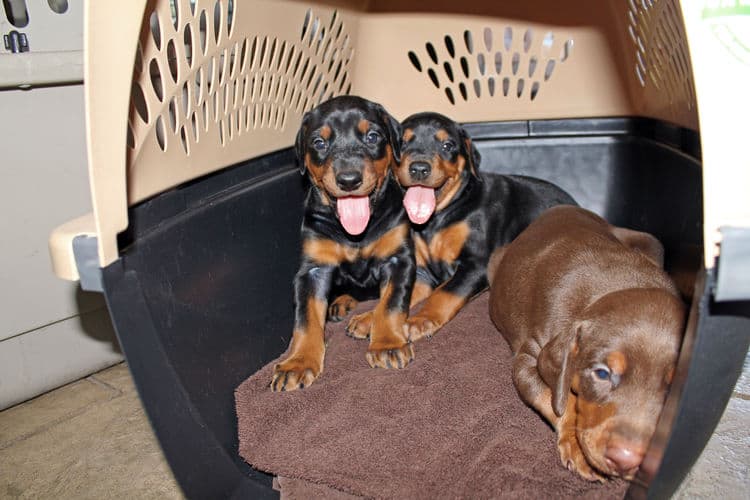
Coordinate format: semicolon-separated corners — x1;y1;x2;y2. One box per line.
303;239;358;265
414;235;430;267
362;223;408;259
428;222;470;264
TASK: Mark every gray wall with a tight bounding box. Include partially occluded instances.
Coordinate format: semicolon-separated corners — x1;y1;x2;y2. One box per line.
0;84;123;409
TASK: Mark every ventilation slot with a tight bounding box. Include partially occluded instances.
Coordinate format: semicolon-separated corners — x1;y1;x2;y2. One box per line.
129;4;354;157
407;26;573;105
627;0;694;110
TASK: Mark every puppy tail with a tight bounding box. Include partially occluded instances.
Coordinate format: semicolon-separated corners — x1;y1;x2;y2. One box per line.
487;245;508;285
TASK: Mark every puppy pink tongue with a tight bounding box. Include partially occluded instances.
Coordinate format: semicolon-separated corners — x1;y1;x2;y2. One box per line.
403;186;436;224
337;196;371;235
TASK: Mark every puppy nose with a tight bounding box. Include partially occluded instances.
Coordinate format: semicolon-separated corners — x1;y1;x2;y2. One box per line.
605;440;645;477
408;162;431;181
335;171;363;191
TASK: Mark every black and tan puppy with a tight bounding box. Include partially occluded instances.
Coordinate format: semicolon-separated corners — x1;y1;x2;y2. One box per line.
271;96;416;392
394;112;576;340
488;205;685;481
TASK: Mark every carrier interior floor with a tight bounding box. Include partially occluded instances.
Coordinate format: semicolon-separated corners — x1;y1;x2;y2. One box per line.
0;359;747;499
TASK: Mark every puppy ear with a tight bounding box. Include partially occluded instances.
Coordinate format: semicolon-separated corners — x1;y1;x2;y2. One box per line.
375;104;402;163
459;127;481;178
538;320;584;417
295;112;310;175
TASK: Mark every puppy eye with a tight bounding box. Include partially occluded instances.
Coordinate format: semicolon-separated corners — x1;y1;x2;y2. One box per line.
441;140;456;152
312;138;328;151
592;364;611;381
365;130;381;145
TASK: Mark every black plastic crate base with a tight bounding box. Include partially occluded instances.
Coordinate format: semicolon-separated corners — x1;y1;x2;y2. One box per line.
102;118;750;499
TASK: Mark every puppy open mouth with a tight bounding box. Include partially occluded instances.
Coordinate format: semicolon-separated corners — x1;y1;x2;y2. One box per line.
336;195;371;235
403;185;436;224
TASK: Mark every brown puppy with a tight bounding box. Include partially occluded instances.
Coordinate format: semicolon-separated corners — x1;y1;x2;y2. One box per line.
487;205;685;481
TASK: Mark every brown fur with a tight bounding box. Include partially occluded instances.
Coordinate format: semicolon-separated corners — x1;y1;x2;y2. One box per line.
488;205;685;481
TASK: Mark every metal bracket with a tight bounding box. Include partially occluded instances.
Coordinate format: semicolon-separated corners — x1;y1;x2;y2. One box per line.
73;235;103;292
715;227;750;302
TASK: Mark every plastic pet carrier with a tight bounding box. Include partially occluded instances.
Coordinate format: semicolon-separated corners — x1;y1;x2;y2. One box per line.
49;0;750;498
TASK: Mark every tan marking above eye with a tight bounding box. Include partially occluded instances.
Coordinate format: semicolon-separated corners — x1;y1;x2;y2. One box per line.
606;351;628;376
358;119;370;134
402;128;414;142
319;125;332;140
435;129;450;142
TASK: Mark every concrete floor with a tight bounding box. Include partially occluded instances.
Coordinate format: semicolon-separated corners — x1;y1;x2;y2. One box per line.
0;360;747;499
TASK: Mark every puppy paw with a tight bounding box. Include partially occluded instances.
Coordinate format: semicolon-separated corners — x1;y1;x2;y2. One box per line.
404;315;439;341
346;311;373;339
328;295;358;322
558;434;606;482
271;358;321;392
366;342;414;369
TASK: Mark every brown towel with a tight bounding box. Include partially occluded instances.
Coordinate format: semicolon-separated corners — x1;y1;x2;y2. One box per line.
236;293;628;499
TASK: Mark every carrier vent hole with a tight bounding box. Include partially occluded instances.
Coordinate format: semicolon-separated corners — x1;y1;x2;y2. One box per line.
171;0;179;30
126;123;135;149
487;77;495;96
48;0;68;14
427;68;440;88
426;42;438;63
528;56;537;78
155;116;166;151
530;81;540;100
477;53;486;75
166;39;178;82
494;52;502;74
198;10;207;55
408;51;422;72
168;98;177;132
483;27;492;51
516;78;524;97
445;87;455;104
444;35;455;58
184;25;194;67
464;30;473;54
561;40;573;62
180;126;189;154
443;62;454;82
523;29;533;52
473;79;481;98
503;27;512;51
511;52;520;75
212;0;221;43
544;59;555;81
458;82;468;101
150;11;161;50
460;57;469;78
150;59;163;101
132;82;149;123
541;32;554;56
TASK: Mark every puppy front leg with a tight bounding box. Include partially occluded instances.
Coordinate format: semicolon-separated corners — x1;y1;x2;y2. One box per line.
515;342;604;480
556;394;606;481
271;264;333;391
365;249;416;369
405;262;485;341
